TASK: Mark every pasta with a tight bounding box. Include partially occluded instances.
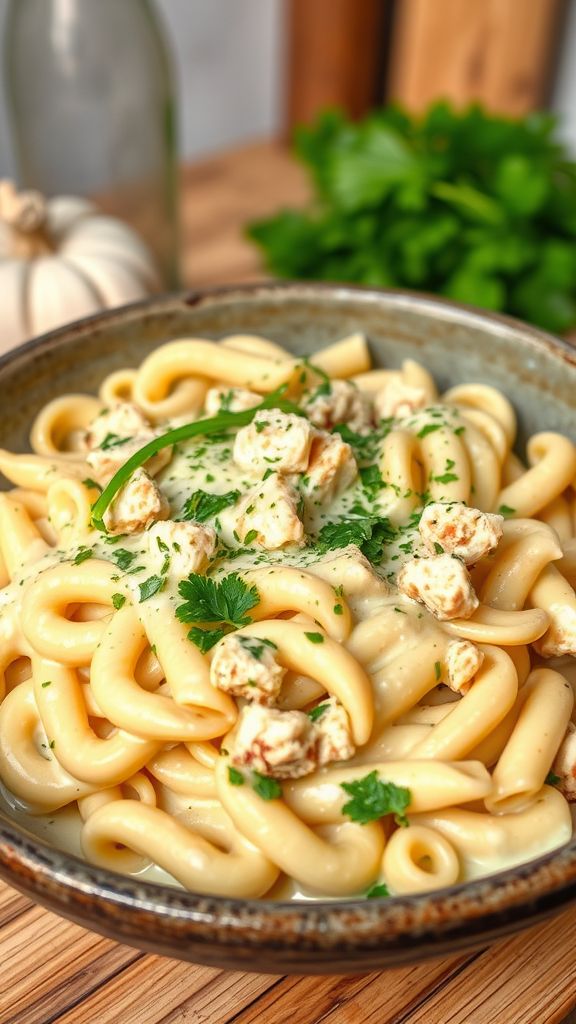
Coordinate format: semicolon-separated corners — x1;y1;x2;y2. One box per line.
0;331;575;902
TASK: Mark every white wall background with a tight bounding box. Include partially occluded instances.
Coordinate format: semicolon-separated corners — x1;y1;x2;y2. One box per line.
0;0;285;179
1;0;576;183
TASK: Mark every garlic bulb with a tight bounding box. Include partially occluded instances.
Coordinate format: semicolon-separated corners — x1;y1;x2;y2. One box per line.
0;180;161;352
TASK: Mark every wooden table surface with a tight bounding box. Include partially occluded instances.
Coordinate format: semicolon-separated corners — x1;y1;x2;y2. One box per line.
3;139;576;1024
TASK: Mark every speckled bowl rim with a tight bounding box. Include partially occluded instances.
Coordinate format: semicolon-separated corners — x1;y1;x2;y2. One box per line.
1;281;576;970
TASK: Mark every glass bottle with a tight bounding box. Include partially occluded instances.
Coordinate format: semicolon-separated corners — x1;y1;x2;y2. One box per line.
4;0;179;287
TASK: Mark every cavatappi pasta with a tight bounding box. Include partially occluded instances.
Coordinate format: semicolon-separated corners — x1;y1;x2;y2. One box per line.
1;331;575;901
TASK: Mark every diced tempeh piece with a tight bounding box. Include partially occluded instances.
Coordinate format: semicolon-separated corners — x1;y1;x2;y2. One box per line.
445;639;484;694
314;697;355;765
84;401;152;450
232;705;318;779
236;474;304;549
302;379;373;434
204;387;262;417
302;431;357;505
396;553;479;621
103;468;169;534
419;502;503;565
147;520;216;577
233;410;313;474
374;380;427;419
210;634;285;706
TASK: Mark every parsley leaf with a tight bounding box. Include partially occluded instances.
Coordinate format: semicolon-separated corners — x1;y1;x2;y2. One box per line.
308;703;329;722
359;464;385;501
252;772;282;800
187;626;226;653
181;489;241;523
314;516;396;563
341;771;411;826
176;572;259;629
248;105;576;336
99;432;128;450
332;421;392;461
228;766;245;786
366;882;390;899
237;635;278;660
82;477;103;492
432;472;459;484
545;771;561;786
498;504;516;518
72;546;93;565
109;548;137;571
417;423;442;438
305;631;324;644
138;575;165;602
112;593;126;610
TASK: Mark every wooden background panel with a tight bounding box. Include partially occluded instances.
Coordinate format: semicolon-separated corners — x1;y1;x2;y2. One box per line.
387;0;567;114
285;0;388;131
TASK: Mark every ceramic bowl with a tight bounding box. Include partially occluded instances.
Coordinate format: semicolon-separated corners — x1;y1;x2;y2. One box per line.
1;282;576;974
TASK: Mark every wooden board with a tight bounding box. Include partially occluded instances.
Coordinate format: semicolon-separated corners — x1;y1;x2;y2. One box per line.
285;0;388;132
387;0;566;115
179;139;310;289
2;875;576;1023
3;141;576;1021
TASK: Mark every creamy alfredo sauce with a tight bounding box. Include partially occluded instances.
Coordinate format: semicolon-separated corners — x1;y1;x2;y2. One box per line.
0;396;571;898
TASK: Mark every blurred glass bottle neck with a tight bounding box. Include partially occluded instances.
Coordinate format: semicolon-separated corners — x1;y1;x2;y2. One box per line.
4;0;179;287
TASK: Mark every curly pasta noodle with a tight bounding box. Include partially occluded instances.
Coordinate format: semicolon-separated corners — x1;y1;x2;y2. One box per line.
0;332;574;899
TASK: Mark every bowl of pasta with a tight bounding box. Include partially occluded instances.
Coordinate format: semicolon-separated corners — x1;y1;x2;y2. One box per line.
1;281;576;973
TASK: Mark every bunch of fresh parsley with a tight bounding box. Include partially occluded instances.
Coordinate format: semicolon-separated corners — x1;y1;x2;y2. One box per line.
248;103;576;333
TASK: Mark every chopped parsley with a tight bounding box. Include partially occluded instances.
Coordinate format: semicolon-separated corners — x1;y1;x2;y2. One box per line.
366;882;390;899
252;772;282;800
112;593;126;610
498;504;516;518
99;432;127;450
228;766;245;786
176;572;259;650
243;529;259;546
138;575;165;602
434;660;441;681
72;546;93;565
332;421;392;461
41;680;52;688
308;703;329;722
417;423;442;438
109;548;137;571
314;516;396;563
305;631;324;644
432;471;459;485
237;635;278;660
181;489;241;523
82;477;102;492
359;464;385;501
545;771;561;786
340;771;411;826
187;627;226;653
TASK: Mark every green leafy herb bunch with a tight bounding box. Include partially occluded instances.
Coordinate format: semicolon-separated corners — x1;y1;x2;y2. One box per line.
248;102;576;333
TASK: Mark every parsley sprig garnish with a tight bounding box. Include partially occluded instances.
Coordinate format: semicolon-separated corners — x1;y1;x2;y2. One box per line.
315;516;396;563
340;771;411;826
181;489;241;523
176;572;260;651
91;386;300;531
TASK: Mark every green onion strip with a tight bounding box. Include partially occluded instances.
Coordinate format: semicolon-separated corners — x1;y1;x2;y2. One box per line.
91;386;300;532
